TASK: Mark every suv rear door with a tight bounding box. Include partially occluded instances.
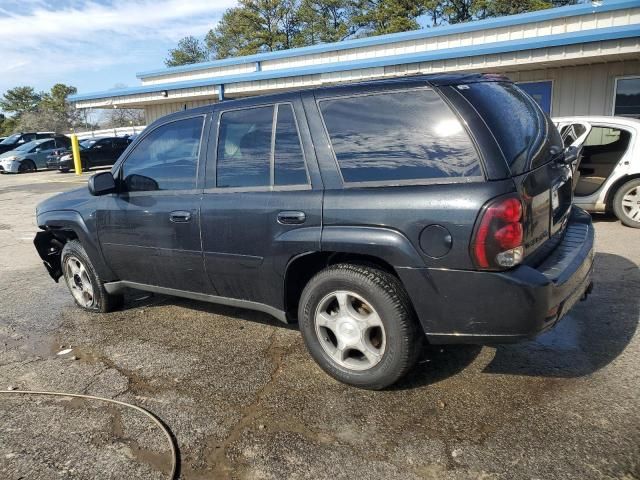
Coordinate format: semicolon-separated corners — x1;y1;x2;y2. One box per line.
200;95;322;309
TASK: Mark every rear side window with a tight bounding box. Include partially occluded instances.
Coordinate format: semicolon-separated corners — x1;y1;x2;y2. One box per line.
274;104;307;186
457;82;561;173
319;89;480;184
217;106;273;188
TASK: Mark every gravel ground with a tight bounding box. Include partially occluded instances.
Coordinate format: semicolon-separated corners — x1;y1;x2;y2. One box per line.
0;170;638;479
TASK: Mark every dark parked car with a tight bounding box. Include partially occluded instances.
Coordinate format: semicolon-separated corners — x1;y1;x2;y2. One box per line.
49;136;132;172
34;74;594;389
0;132;56;155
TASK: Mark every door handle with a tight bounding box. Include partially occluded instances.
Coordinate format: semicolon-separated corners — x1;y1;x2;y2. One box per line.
170;210;192;223
277;211;306;225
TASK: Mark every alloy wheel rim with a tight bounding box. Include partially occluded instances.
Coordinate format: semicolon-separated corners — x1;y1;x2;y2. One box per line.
64;255;95;308
621;186;640;223
314;290;386;371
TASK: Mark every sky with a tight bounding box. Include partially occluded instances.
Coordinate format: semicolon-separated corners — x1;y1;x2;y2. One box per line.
0;0;236;97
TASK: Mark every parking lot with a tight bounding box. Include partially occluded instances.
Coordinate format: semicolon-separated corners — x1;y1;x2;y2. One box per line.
0;170;638;479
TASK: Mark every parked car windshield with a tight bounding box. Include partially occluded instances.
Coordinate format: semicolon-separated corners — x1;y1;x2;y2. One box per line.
0;134;22;145
457;81;562;174
80;139;97;149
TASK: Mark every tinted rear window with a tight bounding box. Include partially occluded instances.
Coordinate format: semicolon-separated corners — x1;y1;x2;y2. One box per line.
319;89;481;184
457;82;561;174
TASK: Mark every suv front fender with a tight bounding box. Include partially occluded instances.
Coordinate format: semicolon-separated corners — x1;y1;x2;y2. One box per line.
35;209;116;282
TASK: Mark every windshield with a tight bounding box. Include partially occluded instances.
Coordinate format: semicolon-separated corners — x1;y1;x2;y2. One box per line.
0;134;22;145
14;140;40;152
457;82;562;174
80;139;97;149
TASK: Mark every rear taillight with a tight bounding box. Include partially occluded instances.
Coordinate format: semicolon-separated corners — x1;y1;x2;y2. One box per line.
471;195;524;270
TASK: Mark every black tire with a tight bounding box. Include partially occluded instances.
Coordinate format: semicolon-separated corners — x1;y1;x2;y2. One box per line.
59;168;70;173
61;240;123;313
18;160;36;173
612;178;640;228
298;264;422;390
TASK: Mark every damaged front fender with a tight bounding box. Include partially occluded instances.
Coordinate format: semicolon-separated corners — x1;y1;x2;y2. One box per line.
33;230;64;281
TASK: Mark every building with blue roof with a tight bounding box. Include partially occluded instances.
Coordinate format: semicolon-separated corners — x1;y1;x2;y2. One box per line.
70;0;640;123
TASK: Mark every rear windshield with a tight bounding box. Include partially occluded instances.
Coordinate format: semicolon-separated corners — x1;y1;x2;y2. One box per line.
458;82;562;174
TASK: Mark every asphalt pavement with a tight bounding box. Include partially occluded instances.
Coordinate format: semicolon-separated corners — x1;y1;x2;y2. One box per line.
0;170;638;479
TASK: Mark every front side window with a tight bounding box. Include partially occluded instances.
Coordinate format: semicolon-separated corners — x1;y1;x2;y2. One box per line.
216;106;273;188
121;116;203;192
37;140;55;151
319;89;480;184
614;77;640;118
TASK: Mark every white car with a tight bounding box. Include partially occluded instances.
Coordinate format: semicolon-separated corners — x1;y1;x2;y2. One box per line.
554;116;640;228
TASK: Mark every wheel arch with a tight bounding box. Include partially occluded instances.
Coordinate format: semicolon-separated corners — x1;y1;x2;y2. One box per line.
34;210;116;282
605;173;640;211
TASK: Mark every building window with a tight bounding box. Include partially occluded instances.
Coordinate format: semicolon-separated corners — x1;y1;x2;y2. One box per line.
516;81;552;114
614;77;640;118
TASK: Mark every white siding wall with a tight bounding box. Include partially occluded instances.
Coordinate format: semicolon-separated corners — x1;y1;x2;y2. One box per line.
144;99;217;124
508;59;640;116
140;59;640;124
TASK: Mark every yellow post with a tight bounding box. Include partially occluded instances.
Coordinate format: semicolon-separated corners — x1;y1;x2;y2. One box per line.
71;134;82;175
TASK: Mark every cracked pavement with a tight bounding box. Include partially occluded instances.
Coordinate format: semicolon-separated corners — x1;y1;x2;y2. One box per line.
0;170;638;479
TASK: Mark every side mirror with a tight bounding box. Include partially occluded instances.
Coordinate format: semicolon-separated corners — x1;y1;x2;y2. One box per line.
88;171;116;196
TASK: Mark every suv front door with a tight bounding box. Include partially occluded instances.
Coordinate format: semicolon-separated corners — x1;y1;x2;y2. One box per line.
201;98;322;309
96;114;211;293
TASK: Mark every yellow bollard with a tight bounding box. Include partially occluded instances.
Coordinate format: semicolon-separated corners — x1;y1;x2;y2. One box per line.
71;134;82;176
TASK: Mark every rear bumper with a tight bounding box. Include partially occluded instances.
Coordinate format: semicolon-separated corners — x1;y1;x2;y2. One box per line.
399;207;595;344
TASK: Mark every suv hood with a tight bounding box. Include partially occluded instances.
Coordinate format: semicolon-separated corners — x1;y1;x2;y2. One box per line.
36;186;93;216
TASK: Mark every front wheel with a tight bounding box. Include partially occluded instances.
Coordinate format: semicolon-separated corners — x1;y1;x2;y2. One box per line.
613;179;640;228
298;264;422;390
61;240;123;312
18;160;36;173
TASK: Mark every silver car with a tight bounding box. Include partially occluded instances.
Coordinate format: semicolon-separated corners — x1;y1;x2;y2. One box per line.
554;116;640;228
0;136;70;173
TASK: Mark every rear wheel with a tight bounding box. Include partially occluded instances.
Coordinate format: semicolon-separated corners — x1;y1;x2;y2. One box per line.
613;179;640;228
18;160;36;173
298;264;422;390
61;240;123;312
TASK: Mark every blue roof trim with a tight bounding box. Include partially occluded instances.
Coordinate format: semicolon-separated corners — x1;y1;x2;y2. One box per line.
135;0;638;79
70;24;640;103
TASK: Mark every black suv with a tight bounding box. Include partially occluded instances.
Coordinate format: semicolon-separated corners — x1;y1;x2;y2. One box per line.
34;74;594;389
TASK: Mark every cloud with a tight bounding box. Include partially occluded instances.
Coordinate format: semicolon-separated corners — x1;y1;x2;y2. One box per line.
0;0;236;94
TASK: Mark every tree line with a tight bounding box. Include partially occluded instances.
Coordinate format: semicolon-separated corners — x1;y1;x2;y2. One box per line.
0;84;144;136
166;0;579;66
